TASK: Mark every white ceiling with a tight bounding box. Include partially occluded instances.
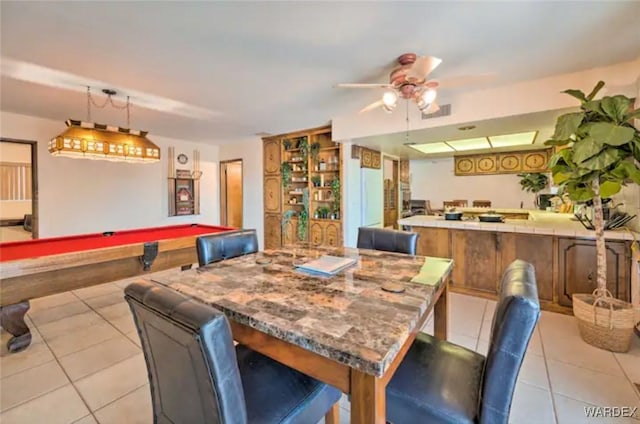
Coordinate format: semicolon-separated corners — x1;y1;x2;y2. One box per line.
1;1;639;144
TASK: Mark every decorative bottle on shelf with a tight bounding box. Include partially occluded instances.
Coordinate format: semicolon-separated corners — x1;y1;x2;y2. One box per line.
319;158;326;171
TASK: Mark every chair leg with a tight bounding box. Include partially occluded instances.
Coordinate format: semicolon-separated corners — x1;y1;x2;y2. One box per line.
325;402;340;424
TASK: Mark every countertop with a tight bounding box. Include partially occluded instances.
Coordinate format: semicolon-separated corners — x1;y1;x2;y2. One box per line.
399;214;637;241
147;246;453;377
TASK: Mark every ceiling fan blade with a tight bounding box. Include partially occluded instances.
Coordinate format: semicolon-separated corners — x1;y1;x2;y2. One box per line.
359;100;384;113
336;83;393;89
422;101;440;115
406;56;442;81
437;73;497;89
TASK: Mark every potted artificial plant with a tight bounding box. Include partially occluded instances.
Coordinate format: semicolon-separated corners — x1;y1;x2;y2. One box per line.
545;81;639;352
517;172;549;209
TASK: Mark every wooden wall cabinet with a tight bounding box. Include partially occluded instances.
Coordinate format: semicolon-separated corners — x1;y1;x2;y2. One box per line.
262;125;342;249
412;227;631;312
454;148;552;176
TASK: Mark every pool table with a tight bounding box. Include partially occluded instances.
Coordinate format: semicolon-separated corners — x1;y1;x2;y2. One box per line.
0;223;235;352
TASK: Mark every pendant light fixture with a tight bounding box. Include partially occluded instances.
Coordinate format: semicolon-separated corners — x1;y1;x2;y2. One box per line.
48;87;161;163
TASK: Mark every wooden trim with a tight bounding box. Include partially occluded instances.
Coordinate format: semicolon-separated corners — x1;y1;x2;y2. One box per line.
0;138;38;238
228;320;351;393
261;124;331;141
219;159;244;228
433;281;449;340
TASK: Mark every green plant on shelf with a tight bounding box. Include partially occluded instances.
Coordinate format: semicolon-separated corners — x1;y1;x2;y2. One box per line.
311;175;321;187
281;162;292;188
331;178;341;217
310;142;321;164
297;188;309;241
283;139;292;151
299;137;309;159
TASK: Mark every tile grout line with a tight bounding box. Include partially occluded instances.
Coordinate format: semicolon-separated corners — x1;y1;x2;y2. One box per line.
538;321;560;424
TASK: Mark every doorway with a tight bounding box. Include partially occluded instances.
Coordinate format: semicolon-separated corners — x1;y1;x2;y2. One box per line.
0;138;38;240
220;159;243;228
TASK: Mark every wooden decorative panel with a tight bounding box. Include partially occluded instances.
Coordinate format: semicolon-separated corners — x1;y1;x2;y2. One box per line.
282;218;296;246
360;147;381;169
454;148;551;176
454;157;474;175
400;160;410;183
522;151;550;172
264;177;281;213
474;156;497;174
497;154;521;172
264;214;281;249
263;139;281;175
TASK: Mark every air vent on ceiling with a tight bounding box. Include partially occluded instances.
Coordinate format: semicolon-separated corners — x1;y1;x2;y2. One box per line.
422;104;451;120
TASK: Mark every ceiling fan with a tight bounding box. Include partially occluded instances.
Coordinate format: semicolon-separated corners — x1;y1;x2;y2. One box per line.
337;53;459;115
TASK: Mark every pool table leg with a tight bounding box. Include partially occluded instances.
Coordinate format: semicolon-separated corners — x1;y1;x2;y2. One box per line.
0;301;32;353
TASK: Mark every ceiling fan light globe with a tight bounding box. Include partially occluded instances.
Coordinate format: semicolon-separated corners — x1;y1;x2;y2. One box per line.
416;99;431;112
382;90;398;107
382;103;396;113
421;88;437;105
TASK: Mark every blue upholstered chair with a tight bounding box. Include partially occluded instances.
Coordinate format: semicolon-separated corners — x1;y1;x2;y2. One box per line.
356;227;419;255
125;280;341;424
386;260;541;424
196;229;258;267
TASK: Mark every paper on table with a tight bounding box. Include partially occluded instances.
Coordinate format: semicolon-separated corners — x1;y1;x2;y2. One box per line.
410;257;453;286
295;255;357;276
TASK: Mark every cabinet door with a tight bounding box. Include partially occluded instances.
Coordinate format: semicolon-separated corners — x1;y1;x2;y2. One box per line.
264;214;281;249
451;230;499;294
521;151;549;172
282;218;297;246
263;139;281;175
415;228;450;258
474;155;497;174
557;238;630;306
264;177;281;213
325;223;341;247
500;233;554;301
454;157;475;175
310;222;323;246
497;153;521;173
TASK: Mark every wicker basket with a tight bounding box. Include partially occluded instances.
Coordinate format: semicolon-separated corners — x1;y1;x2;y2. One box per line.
573;289;635;353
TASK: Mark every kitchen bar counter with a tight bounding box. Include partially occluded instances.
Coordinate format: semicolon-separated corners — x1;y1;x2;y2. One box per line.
399;214;637;241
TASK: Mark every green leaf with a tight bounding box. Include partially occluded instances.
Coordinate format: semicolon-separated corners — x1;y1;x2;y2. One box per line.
585;81;605;101
611;161;640;184
544;138;571;146
566;183;595;202
599;180;622;197
601;96;632;123
625;108;640;121
579;148;623;171
572;136;604;164
582;100;603;114
553;112;584;140
552;171;572;185
589;122;635;146
563;89;587;102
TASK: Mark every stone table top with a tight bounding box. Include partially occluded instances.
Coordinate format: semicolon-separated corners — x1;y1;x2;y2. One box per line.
146;246;453;377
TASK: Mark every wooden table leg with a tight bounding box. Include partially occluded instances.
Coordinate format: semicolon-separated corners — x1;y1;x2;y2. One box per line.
325;402;340;424
434;280;449;340
351;369;385;424
0;301;32;352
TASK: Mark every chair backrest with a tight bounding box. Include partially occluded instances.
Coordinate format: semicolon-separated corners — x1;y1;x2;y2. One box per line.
125;281;247;424
196;229;258;267
356;227;419;255
472;200;492;208
479;260;540;424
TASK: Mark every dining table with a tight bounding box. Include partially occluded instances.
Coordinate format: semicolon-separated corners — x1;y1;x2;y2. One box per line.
142;246;453;424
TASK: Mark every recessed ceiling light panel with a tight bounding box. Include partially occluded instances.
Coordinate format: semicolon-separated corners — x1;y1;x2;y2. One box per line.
489;131;538;147
407;142;454;154
445;137;490;151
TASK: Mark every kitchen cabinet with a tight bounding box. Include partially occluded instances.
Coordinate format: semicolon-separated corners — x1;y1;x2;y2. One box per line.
415;227;450;258
557;238;630;307
474;155;498;174
263;139;281;175
500;233;554;301
310;221;342;247
450;230;499;293
522;151;550;172
454;148;552;176
264;177;281;213
264;214;282;249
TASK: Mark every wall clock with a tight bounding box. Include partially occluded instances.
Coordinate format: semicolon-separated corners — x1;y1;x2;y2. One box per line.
177;153;188;165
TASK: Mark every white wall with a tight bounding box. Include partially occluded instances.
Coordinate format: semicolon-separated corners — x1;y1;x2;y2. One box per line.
0;111;220;237
218;138;264;248
410;157;538;209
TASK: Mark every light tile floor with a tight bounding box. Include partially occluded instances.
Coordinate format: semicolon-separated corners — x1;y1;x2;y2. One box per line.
0;274;638;423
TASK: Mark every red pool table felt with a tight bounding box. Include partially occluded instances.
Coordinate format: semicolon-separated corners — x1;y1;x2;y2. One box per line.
0;224;234;262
